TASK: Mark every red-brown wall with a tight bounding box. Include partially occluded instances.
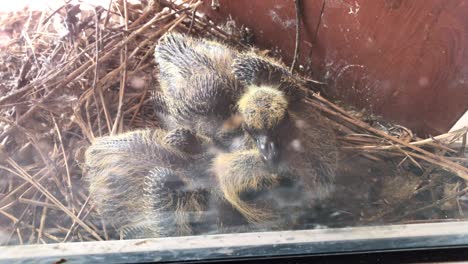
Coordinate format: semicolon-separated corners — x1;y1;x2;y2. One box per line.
201;0;468;136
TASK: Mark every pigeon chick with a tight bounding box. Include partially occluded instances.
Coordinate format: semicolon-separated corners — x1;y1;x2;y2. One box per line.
153;32;244;149
212;86;338;227
84;128;214;239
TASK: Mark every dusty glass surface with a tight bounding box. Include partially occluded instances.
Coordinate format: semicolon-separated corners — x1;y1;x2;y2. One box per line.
0;0;467;262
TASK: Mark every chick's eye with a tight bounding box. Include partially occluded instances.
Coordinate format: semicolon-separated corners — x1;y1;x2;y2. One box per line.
242;124;257;137
242;124;251;134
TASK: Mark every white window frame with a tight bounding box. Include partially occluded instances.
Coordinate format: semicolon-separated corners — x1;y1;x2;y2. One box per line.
2;221;468;263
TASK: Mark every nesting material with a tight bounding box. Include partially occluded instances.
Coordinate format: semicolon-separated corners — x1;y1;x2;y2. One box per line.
380;174;422;206
0;0;466;245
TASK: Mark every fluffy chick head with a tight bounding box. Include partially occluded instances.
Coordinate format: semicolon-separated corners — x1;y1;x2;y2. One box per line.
237;86;289;165
237;86;288;132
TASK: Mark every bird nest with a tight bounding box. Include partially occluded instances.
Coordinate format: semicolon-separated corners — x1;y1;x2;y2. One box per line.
0;0;467;245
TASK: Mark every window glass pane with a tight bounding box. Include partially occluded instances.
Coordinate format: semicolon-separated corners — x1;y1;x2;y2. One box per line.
0;0;467;262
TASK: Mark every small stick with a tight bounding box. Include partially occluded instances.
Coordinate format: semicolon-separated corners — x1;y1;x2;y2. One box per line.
460;131;467;156
63;194;92;242
85;98;96;139
97;87;113;134
111;0;129;135
92;8;103;139
290;0;301;73
29;193;41;244
72;108;95;142
0;209;17;223
18;198;60;210
37;198;49;243
186;3;197;34
313;0;326;44
104;0;114;28
101;216;109;241
52;115;74;210
16;228;24;245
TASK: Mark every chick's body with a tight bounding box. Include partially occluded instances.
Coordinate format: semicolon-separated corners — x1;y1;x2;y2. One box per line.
213;98;338;229
84;128;214;239
154;33;244;148
210;81;337;229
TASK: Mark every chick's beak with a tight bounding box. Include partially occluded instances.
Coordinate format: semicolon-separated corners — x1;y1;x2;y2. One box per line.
256;135;280;166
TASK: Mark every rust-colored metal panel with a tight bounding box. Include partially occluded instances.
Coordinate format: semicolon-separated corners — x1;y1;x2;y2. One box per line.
201;0;468;136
